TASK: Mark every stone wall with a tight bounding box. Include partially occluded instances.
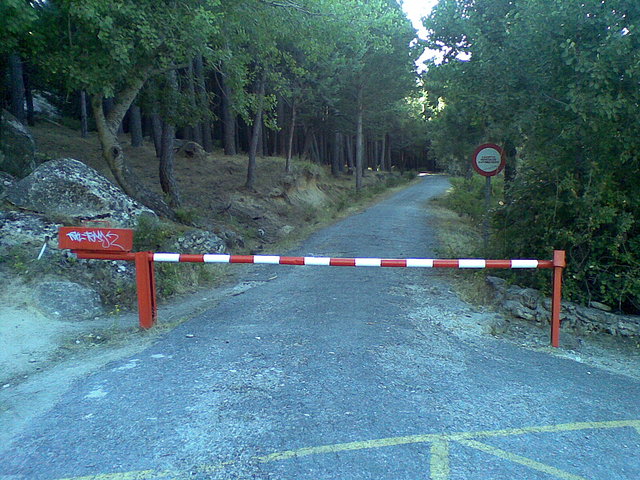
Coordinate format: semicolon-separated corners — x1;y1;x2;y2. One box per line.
487;276;640;337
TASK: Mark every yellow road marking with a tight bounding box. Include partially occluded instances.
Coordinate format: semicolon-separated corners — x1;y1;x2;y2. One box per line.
57;470;175;480
254;434;441;463
429;439;450;480
457;439;589;480
56;420;640;480
255;420;640;462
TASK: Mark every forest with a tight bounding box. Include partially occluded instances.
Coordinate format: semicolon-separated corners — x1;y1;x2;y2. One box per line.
2;0;640;314
1;0;427;217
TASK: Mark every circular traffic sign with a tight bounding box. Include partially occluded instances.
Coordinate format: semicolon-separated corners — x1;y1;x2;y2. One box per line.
472;143;505;177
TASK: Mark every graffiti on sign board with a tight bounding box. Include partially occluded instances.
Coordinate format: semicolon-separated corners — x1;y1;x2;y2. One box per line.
65;230;125;250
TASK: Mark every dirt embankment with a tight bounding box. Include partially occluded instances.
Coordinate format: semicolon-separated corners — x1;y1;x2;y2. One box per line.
30;123;398;249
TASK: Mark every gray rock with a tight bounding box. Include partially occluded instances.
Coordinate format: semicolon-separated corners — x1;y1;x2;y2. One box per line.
4;158;154;227
215;228;245;250
0;172;16;196
32;93;61;120
164;228;226;254
486;276;507;291
589;300;612;312
0;109;37;178
503;299;537;321
0;211;60;248
486;276;640;338
35;280;103;320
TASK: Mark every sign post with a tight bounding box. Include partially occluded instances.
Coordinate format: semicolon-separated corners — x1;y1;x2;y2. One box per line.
472;143;505;251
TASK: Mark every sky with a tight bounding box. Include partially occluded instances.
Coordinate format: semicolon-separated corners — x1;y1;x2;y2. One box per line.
401;0;439;69
401;0;438;40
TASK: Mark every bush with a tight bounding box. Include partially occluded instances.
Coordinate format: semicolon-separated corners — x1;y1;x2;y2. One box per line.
434;176;504;226
493;156;640;313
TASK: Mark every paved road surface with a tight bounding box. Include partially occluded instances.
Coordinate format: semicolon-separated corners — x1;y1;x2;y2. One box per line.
1;176;639;479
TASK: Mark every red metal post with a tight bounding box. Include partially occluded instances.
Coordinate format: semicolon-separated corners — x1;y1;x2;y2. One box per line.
551;250;566;348
135;251;157;329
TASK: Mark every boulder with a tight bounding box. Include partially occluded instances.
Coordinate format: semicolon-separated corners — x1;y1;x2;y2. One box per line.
32;93;61;120
35;280;103;321
175;140;206;159
4;158;155;228
0;211;60;249
0;109;37;178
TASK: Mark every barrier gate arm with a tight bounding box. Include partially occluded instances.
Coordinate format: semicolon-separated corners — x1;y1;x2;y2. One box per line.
58;228;565;347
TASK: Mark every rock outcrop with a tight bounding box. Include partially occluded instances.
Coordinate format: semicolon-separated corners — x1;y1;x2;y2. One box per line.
4;158;155;228
35;281;103;321
0;211;60;249
487;276;640;337
163;228;226;254
0;109;37;178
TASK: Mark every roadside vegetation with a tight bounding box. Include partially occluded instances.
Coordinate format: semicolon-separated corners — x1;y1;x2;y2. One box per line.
423;1;640;314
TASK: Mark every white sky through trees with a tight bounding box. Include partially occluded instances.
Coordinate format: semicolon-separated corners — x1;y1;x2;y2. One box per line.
401;0;439;69
401;0;437;40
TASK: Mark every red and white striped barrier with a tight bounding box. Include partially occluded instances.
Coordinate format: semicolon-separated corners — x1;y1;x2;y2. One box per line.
59;227;566;347
152;253;551;269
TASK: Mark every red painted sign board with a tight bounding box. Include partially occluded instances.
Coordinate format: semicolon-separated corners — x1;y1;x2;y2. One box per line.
472;143;505;177
58;227;134;252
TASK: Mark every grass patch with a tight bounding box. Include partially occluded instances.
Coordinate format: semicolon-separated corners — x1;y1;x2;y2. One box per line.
428;178;498;308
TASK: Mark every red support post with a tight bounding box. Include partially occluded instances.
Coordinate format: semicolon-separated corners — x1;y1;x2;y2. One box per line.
550;250;566;348
135;251;157;329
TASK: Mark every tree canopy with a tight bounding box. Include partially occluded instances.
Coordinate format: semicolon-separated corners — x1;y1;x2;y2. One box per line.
423;0;640;312
3;0;426;208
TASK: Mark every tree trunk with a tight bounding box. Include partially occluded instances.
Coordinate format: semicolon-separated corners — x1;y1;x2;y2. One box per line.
246;76;266;190
159;70;181;208
302;127;313;160
23;62;34;126
91;93;174;218
276;97;285;156
346;135;354;174
103;98;124;134
129;104;143;147
151;112;163;158
80;90;89;138
8;53;25;123
355;85;364;190
331;131;341;177
257;119;264;157
160;119;181;208
285;98;297;173
379;135;386;171
193;55;214;153
311;134;321;163
338;133;344;172
385;134;391;171
221;74;237;156
185;60;203;146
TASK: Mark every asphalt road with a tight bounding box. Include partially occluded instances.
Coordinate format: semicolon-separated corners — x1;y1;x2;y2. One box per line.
1;175;639;480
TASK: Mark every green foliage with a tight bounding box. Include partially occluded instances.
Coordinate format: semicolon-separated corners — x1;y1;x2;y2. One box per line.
133;215;182;251
494;157;640;312
423;0;640;312
0;0;36;55
32;0;221;96
174;207;201;226
155;263;222;298
434;176;503;224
